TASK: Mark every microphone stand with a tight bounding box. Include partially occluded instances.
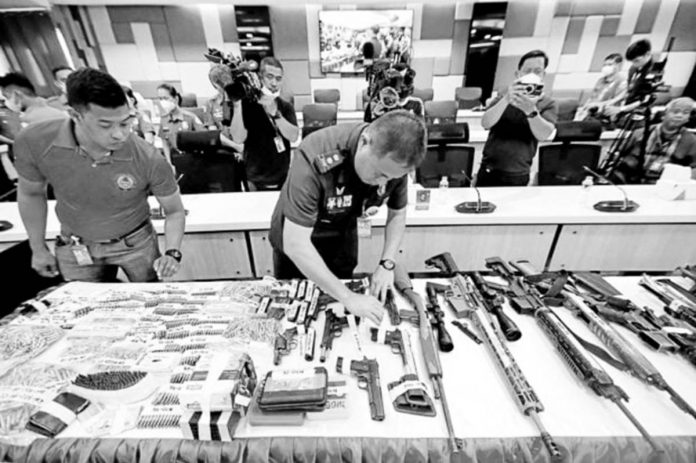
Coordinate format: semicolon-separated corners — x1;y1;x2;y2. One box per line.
455;171;496;213
582;166;639;212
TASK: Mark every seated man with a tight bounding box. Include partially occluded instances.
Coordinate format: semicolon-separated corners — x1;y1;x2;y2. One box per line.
478;50;557;187
0;73;67;126
613;97;696;184
575;53;627;125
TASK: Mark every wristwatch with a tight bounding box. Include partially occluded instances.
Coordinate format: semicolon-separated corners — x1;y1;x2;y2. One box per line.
165;249;182;263
379;259;396;271
526;110;539;118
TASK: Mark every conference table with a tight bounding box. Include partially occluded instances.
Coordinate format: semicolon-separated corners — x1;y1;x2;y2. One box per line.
0;275;694;463
1;185;694;280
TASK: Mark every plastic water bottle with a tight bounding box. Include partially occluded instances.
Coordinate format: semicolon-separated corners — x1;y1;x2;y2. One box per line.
439;176;449;189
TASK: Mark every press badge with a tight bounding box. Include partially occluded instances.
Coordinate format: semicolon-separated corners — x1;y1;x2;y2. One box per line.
273;136;285;153
70;239;93;266
357;216;372;238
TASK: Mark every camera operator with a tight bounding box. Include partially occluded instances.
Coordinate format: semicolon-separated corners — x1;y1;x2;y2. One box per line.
614;97;696;184
604;39;654;121
478;50;557;187
230;57;299;191
575;53;627;124
364;63;422;122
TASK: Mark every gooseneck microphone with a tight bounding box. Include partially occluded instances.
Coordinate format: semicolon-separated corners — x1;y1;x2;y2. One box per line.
455;171;496;214
582;166;639;212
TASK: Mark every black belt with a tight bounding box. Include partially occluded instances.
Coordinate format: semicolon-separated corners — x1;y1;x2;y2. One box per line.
62;219;152;245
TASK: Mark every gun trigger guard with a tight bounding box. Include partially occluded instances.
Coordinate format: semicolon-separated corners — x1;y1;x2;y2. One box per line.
357;377;368;390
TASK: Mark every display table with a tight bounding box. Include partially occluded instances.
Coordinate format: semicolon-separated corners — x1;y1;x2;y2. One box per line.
0;276;694;463
1;185;694;277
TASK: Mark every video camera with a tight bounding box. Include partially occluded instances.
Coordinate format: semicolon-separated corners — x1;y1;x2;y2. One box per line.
204;48;262;102
364;60;416;118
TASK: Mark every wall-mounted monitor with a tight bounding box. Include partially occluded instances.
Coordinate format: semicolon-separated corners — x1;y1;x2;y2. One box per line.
319;10;413;74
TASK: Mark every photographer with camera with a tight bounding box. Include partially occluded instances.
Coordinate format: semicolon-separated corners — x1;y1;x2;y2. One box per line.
614;97;696;184
478;50;557;187
229;57;299;191
364;62;422;122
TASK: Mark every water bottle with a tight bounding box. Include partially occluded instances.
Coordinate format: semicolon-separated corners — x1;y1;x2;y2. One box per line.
439;176;449;189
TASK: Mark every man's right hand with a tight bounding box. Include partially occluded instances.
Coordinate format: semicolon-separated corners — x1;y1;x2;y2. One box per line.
32;246;59;278
342;292;385;326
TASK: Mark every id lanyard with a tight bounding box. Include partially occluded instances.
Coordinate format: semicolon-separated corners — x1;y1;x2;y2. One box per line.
265;106;286;154
645;127;683;171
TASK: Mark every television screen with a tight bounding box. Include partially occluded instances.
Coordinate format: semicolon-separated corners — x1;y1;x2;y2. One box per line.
319;10;413;74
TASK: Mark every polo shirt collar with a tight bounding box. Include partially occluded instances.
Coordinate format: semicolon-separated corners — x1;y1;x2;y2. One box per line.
51;118;133;161
344;122;369;187
168;107;185;122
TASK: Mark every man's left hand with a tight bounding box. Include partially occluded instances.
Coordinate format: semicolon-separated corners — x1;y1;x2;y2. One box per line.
509;91;537;116
153;255;181;280
370;266;395;303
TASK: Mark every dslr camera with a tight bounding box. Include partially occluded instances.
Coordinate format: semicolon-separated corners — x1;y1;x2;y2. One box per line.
204;48;262;101
522;83;543;97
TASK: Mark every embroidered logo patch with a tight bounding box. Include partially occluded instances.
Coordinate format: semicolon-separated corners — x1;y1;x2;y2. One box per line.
116;174;136;190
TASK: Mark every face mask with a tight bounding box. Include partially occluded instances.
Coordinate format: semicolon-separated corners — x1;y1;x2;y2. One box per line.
261;86;280;98
601;65;614;76
159;100;176;115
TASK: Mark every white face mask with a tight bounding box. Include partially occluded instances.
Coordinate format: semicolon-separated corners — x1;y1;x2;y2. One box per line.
261;86;280;98
159;100;176;115
601;65;615;76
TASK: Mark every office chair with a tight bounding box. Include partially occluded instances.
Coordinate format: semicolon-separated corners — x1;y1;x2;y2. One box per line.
556;98;580;122
412;88;434;102
455;87;482;109
186;107;207;123
302;103;338;138
174;131;243;193
313;89;341;105
537;121;602;185
425;100;458;125
416;145;475;188
181;93;198;108
280;92;295;107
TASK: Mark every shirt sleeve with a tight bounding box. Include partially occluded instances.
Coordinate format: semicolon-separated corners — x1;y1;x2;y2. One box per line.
13;128;45;182
279;99;298;126
138;113;155;134
539;98;558;125
147;149;179;197
281;149;322;228
386;176;408;210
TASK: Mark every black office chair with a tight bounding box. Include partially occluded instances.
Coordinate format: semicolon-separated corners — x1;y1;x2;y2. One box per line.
455;87;482;109
174;131;243;193
313;88;340;105
556;98;580;122
424;100;458;125
416;145;475;188
180;93;198;108
302;103;338;138
537;121;602;185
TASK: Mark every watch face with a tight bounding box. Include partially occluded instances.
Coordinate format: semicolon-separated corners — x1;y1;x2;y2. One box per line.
381;259;395;270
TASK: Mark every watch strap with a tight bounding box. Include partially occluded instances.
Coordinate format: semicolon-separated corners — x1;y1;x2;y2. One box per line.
165;249;182;262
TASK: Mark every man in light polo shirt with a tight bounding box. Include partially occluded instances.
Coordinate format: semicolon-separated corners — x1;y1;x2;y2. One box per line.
14;68;186;282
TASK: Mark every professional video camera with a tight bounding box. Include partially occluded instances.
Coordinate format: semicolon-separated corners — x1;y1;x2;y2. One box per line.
364;60;416;120
204;48;262;101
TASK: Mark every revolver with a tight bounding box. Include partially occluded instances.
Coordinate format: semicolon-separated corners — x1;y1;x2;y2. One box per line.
273;326;298;366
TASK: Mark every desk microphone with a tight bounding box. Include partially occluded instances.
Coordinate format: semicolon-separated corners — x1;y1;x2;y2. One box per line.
455;171;496;214
582;166;639;212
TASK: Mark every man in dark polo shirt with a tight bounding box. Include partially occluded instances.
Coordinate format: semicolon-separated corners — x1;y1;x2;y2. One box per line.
14;68;186;282
269;110;426;324
230;57;299;191
478;49;558;187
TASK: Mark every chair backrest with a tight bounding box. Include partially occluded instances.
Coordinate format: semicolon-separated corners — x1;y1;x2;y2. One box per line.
455;87;482;109
181;92;198;108
424;100;458;124
302;103;338;138
362;88;370;109
538;143;601;185
173;131;243;193
280;92;295;107
314;88;341;105
556;98;580;122
412;88;434;102
186;107;206;123
416;145;475;188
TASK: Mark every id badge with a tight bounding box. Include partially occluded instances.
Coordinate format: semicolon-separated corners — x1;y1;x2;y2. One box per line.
71;243;93;266
415;190;431;210
357;216;372;238
273;136;285;153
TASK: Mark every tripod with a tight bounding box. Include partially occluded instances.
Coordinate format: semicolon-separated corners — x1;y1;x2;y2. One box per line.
599;94;655;184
